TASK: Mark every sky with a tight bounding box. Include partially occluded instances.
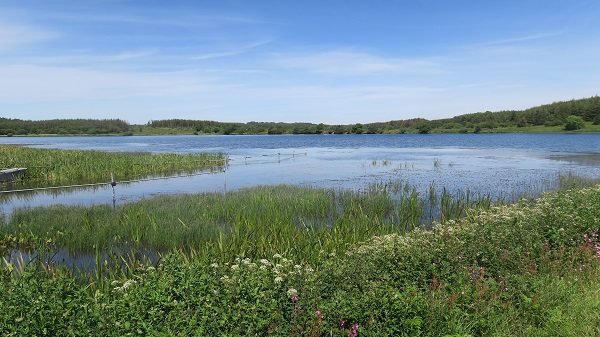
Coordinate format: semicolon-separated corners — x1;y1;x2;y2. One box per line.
1;0;599;125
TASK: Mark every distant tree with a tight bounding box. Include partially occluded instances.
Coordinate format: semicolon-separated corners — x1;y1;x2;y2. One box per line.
351;123;363;134
516;117;528;128
415;121;432;134
564;115;585;130
315;123;324;134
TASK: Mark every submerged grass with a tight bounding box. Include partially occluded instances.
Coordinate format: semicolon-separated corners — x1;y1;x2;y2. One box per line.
1;182;500;261
0;184;599;335
0;145;225;190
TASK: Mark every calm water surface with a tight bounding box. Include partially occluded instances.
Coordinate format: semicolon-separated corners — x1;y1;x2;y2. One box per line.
1;133;600;215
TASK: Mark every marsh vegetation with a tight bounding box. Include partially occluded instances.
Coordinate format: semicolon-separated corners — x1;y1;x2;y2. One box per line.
1;176;600;335
0;145;226;191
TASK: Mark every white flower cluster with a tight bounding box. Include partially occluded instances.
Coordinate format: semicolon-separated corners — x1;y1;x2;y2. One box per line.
214;254;315;286
112;279;137;292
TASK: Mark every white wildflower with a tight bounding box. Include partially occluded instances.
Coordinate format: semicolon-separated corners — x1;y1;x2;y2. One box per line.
287;288;298;297
274;276;283;284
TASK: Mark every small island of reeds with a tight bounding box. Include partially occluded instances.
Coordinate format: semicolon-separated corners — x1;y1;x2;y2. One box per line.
0;145;226;191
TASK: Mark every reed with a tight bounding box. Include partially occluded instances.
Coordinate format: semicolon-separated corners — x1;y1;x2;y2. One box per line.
0;145;225;190
1;181;499;266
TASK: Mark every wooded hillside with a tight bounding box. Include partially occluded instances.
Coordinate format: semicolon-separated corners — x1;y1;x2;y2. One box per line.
2;96;599;135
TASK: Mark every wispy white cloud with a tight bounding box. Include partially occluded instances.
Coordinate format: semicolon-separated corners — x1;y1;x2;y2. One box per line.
46;11;266;28
108;49;158;61
191;39;273;60
0;64;215;103
274;50;442;75
479;33;559;46
0;22;59;52
192;51;240;60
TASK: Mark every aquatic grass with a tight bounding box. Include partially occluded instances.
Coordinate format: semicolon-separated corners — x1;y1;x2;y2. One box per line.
0;145;225;190
1;181;501;271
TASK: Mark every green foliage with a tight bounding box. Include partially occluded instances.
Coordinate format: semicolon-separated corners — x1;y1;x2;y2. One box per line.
0;118;130;135
564;115;585;131
1;184;600;335
0;145;225;190
0;181;504;257
3;96;600;136
140;96;600;135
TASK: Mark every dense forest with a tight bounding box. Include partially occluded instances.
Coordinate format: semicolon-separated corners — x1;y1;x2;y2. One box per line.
0;118;130;136
2;96;599;136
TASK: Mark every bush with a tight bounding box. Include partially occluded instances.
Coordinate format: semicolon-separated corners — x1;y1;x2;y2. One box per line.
564;115;585;130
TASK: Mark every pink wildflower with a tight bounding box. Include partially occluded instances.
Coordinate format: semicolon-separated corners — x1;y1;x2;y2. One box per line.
348;323;359;337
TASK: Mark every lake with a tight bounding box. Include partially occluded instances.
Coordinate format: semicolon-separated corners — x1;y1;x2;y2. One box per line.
1;133;600;215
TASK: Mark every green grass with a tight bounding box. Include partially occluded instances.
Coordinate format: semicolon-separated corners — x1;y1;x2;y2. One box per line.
472;122;600;133
425;122;600;134
129;126;198;136
0;145;225;190
1;182;500;257
1;181;600;335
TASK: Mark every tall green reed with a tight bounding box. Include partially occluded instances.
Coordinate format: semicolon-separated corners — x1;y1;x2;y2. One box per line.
0;145;225;190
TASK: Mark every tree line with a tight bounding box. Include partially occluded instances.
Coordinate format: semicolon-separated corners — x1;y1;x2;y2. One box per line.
0;118;130;136
148;96;600;134
2;96;599;136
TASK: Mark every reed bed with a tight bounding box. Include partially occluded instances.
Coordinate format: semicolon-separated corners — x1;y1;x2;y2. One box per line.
0;182;501;261
0;145;226;190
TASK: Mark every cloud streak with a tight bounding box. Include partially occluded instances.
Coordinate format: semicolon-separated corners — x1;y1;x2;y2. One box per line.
275;50;442;75
0;22;59;52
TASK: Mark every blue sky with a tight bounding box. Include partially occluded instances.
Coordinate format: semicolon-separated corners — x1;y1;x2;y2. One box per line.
1;0;599;125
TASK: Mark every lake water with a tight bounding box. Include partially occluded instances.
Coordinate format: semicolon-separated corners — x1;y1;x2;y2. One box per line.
1;133;600;215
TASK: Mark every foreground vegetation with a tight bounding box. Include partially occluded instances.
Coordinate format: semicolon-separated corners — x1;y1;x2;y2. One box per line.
2;96;600;136
0;145;225;190
1;181;599;335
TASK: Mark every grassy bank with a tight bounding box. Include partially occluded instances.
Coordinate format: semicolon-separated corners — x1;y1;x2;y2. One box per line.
0;145;225;190
1;182;599;335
